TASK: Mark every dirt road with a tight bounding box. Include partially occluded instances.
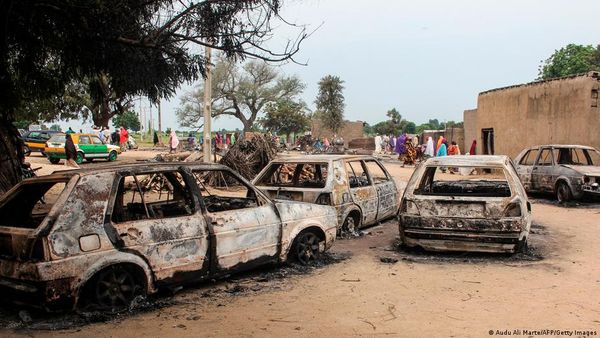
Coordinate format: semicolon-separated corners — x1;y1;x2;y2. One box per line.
3;156;600;337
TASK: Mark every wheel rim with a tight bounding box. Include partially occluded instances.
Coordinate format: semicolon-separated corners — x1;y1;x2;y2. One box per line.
109;151;117;161
296;232;320;265
95;267;138;311
343;216;356;233
557;183;569;202
76;153;84;164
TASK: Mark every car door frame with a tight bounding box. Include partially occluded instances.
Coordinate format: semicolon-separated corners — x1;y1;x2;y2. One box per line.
189;166;283;276
531;146;555;192
363;159;398;221
103;167;212;286
515;147;538;192
344;159;378;226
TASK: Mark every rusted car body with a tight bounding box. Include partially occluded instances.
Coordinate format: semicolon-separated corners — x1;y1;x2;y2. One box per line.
253;155;401;234
399;155;531;253
514;145;600;202
0;163;337;311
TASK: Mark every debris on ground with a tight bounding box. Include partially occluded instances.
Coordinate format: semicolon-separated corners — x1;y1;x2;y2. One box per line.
379;257;399;264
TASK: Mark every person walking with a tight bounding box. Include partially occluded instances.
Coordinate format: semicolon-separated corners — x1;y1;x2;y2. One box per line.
119;127;129;151
448;141;461;155
469;140;477;155
437;139;448;157
169;130;179;153
425;137;435;157
64;133;79;168
403;137;417;166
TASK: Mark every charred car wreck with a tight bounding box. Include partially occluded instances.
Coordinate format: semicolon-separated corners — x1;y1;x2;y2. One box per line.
399;156;532;253
514;145;600;202
0;163;337;311
253;155;401;235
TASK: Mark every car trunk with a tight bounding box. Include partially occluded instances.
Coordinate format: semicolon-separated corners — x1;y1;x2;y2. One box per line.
0;178;71;261
405;179;520;232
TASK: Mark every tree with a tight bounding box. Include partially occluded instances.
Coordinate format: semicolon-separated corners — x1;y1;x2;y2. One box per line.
113;111;141;132
0;1;307;193
177;58;305;133
371;108;408;135
259;99;310;141
404;122;417;134
49;124;62;132
538;44;599;80
315;75;345;134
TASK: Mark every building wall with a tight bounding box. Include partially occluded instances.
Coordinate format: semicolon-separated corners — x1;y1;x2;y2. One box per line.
464;72;600;159
311;120;365;146
463;109;477;154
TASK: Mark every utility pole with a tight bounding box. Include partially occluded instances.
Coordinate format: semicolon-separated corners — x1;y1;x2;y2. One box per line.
203;46;212;162
158;100;162;136
139;96;144;141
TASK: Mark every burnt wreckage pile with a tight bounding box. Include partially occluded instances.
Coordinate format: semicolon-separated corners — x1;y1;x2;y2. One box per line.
208;135;277;186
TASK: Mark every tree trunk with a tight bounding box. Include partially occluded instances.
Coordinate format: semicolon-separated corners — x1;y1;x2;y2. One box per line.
0;116;24;195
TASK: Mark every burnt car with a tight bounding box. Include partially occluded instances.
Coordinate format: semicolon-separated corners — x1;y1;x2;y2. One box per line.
0;163;337;311
21;130;61;156
514;145;600;202
398;155;532;253
253;155;401;234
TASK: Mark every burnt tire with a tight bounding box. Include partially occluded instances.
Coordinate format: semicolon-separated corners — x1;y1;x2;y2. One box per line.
290;230;322;265
88;265;145;312
515;237;528;254
340;213;360;237
556;181;572;203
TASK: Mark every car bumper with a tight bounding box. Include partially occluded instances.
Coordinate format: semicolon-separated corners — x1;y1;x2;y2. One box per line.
401;228;523;253
0;276;76;311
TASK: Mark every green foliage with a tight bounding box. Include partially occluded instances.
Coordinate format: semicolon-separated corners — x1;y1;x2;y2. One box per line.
260;99;310;137
13;120;33;130
404;122;416;134
49;124;62;132
177;58;305;132
538;44;600;80
112;111;141;132
315;75;345;133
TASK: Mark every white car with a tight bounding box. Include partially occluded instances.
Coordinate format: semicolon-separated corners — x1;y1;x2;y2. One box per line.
399;155;532;253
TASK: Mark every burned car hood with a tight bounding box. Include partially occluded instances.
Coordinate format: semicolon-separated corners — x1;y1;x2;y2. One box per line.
561;165;600;176
274;200;337;222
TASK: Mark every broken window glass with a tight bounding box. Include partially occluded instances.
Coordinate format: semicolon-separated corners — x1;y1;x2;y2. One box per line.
192;170;258;213
537;148;553;166
0;179;69;229
519;149;538;166
363;160;389;184
346;161;370;188
256;162;328;188
415;166;511;197
112;171;194;223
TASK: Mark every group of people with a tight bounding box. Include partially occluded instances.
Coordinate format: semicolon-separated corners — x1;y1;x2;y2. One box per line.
374;134;479;167
213;132;237;151
374;134;419;166
423;136;477;158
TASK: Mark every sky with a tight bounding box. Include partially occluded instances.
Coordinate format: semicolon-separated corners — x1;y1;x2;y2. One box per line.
61;0;600;132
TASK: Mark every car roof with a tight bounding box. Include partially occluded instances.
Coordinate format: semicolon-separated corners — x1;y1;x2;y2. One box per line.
32;162;232;180
424;155;509;166
527;144;597;150
270;154;376;162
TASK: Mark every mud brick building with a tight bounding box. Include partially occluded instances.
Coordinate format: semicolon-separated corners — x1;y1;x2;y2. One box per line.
464;71;600;159
311;120;365;146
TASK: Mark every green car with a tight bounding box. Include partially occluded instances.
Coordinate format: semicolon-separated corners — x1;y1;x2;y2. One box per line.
45;133;122;164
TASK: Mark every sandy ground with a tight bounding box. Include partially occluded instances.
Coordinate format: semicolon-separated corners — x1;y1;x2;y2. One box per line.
2;152;600;337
